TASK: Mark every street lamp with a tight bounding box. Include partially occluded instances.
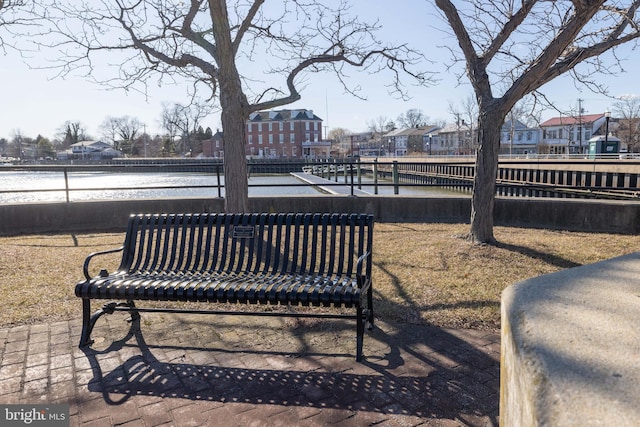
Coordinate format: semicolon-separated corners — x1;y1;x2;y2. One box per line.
428;134;432;155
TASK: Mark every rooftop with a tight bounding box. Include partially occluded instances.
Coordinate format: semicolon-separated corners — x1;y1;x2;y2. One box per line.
540;113;605;127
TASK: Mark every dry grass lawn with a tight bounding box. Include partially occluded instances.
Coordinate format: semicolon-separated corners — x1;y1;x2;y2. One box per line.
1;223;638;331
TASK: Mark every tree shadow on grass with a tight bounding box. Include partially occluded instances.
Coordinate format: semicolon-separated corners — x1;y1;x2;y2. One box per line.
495;241;582;269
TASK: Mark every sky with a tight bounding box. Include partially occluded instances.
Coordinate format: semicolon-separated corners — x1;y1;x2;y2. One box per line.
1;1;639;142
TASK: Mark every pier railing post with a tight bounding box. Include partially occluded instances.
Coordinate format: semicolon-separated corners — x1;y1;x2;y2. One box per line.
350;160;354;196
393;161;399;195
373;159;378;194
216;164;222;198
64;168;70;202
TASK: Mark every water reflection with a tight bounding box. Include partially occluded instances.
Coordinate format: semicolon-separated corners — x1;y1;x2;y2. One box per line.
0;171;452;204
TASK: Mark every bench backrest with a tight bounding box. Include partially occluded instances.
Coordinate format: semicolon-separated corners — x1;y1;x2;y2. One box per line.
118;213;374;279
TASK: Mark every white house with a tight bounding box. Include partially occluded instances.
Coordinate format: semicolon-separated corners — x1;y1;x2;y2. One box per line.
539;113;610;155
435;122;474;155
500;120;542;155
58;141;122;160
383;126;442;156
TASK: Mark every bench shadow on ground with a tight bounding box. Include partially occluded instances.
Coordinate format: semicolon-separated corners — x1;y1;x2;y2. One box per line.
81;309;499;424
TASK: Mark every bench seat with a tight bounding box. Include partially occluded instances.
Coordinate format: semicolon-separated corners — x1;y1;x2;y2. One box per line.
76;271;361;306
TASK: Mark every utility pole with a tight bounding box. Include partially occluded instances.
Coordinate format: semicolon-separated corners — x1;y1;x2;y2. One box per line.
509;111;515;157
578;98;584;154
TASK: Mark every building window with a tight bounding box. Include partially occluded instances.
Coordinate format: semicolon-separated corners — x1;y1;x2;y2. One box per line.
279;122;284;131
248;135;253;145
305;133;310;141
247;123;251;133
279;134;284;144
305;122;310;131
527;131;532;141
258;135;263;145
269;134;273;144
290;121;294;131
268;122;273;132
290;133;295;143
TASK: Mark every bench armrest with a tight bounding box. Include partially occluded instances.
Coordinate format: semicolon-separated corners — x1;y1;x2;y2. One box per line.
83;246;125;280
356;250;372;283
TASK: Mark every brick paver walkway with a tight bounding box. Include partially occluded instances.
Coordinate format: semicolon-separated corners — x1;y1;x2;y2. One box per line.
0;312;500;426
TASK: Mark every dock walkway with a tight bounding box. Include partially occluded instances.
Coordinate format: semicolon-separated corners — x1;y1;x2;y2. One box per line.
291;172;370;196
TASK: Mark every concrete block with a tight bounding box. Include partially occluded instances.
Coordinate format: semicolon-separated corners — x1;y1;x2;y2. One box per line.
501;252;640;426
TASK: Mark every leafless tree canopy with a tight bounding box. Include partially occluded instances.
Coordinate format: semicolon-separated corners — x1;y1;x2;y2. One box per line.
57;121;89;147
0;0;31;52
99;115;142;153
161;100;213;154
612;94;640;151
436;0;640;106
37;0;430;111
397;109;429;128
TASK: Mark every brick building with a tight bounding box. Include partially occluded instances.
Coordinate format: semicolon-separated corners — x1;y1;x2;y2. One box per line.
246;109;323;159
201;130;225;158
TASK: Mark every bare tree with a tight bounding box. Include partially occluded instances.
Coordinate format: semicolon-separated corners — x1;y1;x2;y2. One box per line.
448;96;479;154
100;116;142;154
435;0;640;243
612;95;640;152
161;101;213;155
327;127;351;141
367;115;393;155
397;109;429;128
99;116;120;147
117;116;143;155
504;97;540;156
37;1;430;212
58;121;88;148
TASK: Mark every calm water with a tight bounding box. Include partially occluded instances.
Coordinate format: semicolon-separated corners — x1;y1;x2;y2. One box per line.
0;170;453;204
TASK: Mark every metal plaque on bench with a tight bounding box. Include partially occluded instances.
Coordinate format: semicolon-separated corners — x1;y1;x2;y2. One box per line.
231;225;255;239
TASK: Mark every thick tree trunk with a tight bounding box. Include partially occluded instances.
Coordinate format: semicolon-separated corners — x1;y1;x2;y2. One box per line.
469;109;504;244
210;0;250;213
219;91;249;213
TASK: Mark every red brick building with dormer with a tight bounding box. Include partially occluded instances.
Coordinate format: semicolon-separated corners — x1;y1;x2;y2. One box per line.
245;109;324;159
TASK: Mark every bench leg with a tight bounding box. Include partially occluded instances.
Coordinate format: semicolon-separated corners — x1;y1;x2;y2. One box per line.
356;306;365;362
367;285;375;330
79;299;100;347
79;300;139;347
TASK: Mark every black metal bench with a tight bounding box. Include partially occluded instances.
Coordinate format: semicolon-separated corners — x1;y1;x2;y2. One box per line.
76;212;374;360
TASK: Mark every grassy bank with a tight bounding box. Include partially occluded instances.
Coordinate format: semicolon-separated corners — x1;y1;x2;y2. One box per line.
1;223;637;330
